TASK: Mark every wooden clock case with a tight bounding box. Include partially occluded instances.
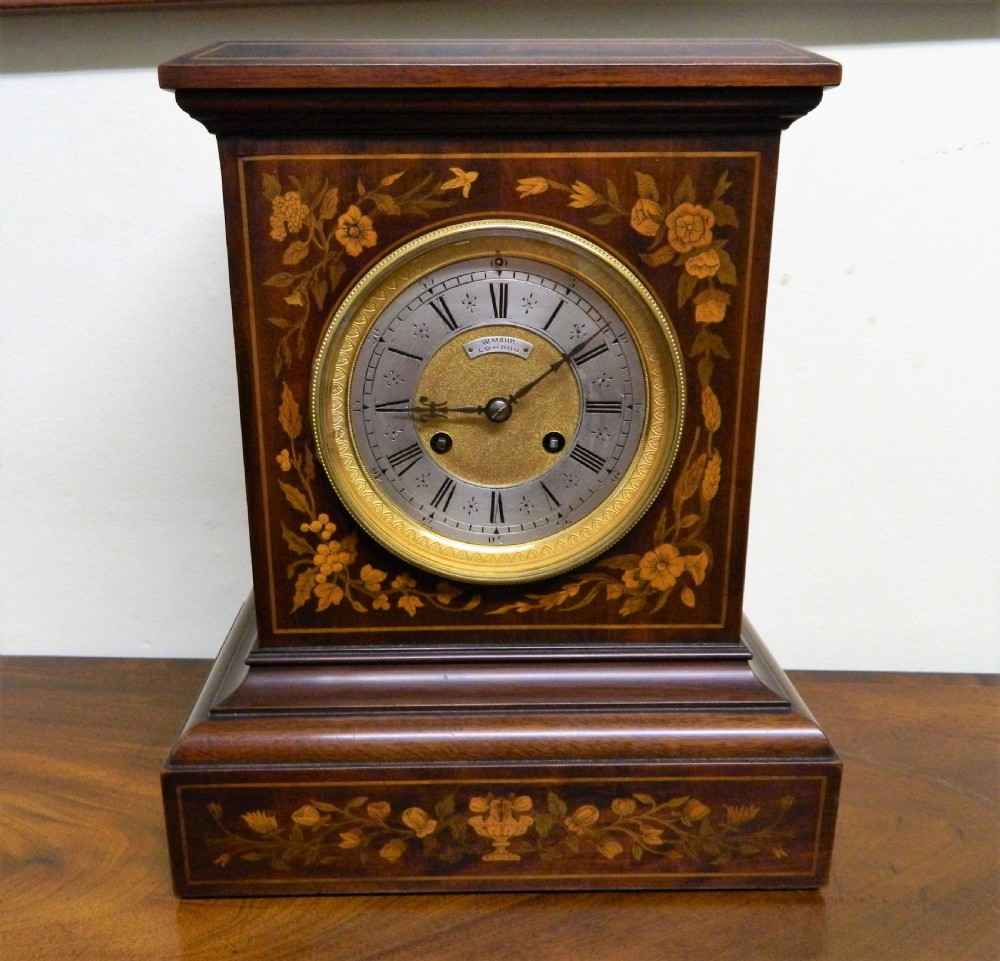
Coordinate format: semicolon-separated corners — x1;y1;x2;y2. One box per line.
158;40;842;896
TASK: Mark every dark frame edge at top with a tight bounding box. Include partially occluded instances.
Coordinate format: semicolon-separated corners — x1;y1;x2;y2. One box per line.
158;39;843;91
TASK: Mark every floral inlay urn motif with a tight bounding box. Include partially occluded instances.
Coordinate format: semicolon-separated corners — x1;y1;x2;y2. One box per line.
201;786;807;876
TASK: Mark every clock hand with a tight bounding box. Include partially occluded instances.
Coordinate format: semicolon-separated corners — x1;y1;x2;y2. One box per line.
379;330;608;426
412;396;491;418
506;329;606;405
375;398;486;421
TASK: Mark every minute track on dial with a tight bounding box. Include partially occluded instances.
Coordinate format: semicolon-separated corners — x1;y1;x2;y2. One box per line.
360;266;638;545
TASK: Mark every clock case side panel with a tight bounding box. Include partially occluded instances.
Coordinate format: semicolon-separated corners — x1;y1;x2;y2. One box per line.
220;137;783;657
718;144;779;641
215;139;279;645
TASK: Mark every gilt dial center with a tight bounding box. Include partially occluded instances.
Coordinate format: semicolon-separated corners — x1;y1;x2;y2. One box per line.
414;323;581;489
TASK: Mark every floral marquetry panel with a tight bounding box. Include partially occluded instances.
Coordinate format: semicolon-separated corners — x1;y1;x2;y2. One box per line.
170;772;835;893
233;146;768;648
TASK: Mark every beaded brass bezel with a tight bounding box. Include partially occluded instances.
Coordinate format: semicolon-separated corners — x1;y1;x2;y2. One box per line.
310;219;685;584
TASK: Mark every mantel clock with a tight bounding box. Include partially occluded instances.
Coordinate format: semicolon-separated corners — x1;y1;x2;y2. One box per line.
159;39;842;896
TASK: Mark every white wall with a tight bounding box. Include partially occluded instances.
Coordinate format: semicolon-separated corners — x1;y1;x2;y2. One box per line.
1;3;997;670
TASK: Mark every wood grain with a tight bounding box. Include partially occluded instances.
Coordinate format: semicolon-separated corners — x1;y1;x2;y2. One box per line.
158;40;842;89
2;658;995;960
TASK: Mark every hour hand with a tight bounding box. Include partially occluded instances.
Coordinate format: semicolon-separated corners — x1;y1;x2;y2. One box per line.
373;397;484;421
373;398;447;420
417;396;489;418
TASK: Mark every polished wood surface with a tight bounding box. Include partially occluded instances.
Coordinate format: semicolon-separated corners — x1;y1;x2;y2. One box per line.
3;658;995;960
159;39;842;89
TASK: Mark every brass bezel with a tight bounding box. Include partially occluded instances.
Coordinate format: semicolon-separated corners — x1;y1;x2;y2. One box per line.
311;219;685;584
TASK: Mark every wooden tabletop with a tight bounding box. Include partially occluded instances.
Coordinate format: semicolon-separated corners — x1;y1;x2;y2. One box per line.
2;658;996;961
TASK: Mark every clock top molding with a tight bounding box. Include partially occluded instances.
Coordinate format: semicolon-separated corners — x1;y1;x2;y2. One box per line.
159;39;842;136
159;39;841;88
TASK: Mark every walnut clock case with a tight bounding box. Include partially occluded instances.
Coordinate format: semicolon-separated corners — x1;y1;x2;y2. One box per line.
159;40;842;896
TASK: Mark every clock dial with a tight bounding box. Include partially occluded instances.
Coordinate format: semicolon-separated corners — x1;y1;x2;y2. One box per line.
311;220;685;583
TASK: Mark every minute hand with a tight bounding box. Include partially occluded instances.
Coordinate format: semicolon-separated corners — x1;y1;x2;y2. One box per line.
507;330;606;404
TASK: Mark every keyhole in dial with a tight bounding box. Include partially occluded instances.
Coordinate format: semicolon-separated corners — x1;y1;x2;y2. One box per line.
542;432;566;454
430;432;453;454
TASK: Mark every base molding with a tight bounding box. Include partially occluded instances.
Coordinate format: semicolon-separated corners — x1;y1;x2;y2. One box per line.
162;601;840;896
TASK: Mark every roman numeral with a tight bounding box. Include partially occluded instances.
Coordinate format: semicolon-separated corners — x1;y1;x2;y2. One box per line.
569;445;607;473
489;283;509;319
572;341;610;366
386;442;423;475
542;299;564;330
584;398;624;414
539;481;561;509
430;477;456;511
428;295;458;330
490;491;505;524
